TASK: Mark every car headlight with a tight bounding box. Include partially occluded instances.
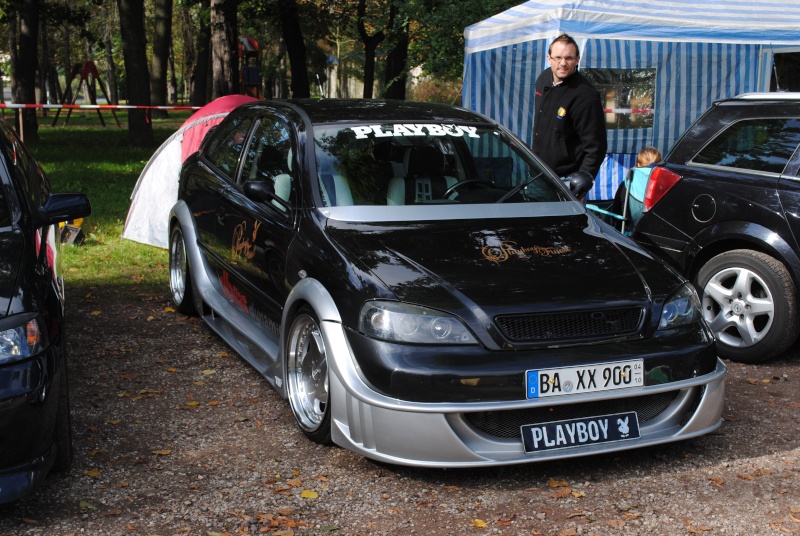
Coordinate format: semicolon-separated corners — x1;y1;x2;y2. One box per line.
0;316;47;364
359;301;477;345
658;283;701;330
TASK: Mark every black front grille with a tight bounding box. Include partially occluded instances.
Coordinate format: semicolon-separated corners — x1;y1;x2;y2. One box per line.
495;307;643;342
464;391;679;439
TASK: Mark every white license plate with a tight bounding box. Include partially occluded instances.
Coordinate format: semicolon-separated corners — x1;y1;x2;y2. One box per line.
525;359;643;399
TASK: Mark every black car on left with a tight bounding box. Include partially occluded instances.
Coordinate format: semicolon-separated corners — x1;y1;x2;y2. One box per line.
0;119;91;503
170;99;724;467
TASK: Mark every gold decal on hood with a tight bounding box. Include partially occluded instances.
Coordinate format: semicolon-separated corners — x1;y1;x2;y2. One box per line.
482;241;571;264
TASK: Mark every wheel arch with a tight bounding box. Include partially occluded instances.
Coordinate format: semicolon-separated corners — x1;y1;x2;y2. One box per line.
168;200;206;316
685;221;800;289
276;277;343;398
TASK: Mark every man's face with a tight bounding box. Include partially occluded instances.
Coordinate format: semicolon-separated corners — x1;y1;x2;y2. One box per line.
547;41;579;83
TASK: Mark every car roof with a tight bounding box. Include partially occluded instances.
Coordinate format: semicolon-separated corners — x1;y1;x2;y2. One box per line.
236;99;496;126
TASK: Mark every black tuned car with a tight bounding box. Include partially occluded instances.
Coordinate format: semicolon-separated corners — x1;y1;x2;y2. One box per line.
633;93;800;363
170;99;724;467
0;119;91;503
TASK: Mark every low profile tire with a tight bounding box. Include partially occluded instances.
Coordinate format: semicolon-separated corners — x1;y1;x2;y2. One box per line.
169;225;197;316
286;307;331;444
52;360;73;472
695;249;800;363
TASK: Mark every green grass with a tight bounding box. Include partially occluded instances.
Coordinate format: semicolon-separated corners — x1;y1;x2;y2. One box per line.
26;110;192;288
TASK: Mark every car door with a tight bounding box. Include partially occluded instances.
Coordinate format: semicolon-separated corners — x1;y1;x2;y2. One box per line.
772;118;800;253
216;114;298;343
186;113;256;281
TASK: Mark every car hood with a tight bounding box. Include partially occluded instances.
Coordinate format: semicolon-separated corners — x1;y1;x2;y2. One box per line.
0;231;24;317
326;213;677;317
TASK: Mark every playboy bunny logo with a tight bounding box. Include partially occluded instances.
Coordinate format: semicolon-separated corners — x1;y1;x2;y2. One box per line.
617;416;630;438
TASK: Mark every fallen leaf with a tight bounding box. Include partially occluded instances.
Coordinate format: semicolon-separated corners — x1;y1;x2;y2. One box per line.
218;351;229;358
167;367;178;372
151;449;172;456
187;401;200;407
688;527;713;534
202;369;216;375
607;519;625;529
146;316;155;321
709;477;725;488
79;500;97;510
472;519;487;528
549;477;569;488
571;490;585;498
106;419;121;425
207;400;219;406
550;487;572;499
287;478;302;487
84;468;100;478
300;490;318;499
737;474;755;480
164;307;175;313
90;310;101;316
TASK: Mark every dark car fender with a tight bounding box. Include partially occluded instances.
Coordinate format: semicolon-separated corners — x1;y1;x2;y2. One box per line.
684;220;800;287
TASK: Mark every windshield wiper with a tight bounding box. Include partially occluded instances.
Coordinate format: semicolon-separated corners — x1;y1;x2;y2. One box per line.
496;172;544;203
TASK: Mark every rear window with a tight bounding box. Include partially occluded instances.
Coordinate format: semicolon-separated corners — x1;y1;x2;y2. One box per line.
691;117;800;174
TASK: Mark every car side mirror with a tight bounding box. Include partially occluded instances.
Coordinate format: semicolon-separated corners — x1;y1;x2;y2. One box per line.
564;172;594;200
243;179;276;204
37;193;92;227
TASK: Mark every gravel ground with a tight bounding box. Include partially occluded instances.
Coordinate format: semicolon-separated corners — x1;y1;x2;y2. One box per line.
0;282;799;536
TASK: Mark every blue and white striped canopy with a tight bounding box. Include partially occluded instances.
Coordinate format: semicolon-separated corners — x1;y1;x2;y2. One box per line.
466;0;800;54
463;0;800;200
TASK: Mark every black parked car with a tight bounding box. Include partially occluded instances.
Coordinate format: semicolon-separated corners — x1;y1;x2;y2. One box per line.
169;99;724;467
633;93;800;363
0;119;91;503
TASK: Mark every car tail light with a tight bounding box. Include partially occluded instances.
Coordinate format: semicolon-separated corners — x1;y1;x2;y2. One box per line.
643;166;682;211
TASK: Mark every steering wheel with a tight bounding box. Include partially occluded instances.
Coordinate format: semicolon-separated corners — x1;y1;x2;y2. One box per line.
443;179;495;198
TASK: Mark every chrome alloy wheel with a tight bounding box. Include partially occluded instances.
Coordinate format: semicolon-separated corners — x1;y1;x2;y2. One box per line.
169;227;188;307
286;311;330;437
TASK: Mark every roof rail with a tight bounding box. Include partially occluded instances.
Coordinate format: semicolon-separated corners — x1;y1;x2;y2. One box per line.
733;92;800;100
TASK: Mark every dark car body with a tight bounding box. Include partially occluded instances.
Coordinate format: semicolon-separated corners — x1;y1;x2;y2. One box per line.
170;99;724;467
0;119;91;503
633;93;800;362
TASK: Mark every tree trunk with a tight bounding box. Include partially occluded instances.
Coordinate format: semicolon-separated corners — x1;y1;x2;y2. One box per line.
383;3;407;100
104;28;118;104
168;44;178;104
189;0;210;106
210;0;238;99
117;0;153;146
357;0;386;100
278;0;309;98
150;0;173;118
10;0;39;145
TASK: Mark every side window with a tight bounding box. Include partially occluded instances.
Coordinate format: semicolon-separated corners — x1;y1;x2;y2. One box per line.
203;115;254;179
241;118;295;212
692;118;800;174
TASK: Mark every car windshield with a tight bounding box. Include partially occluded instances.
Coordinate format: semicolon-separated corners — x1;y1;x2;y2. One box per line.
312;123;568;207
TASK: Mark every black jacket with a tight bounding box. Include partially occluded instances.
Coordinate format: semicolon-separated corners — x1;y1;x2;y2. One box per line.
532;69;607;179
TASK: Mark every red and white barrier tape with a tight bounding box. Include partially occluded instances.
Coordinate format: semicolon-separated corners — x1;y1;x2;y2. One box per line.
0;103;201;110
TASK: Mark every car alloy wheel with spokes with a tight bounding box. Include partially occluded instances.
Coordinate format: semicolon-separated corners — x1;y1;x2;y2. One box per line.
286;307;331;443
169;225;196;315
696;249;799;363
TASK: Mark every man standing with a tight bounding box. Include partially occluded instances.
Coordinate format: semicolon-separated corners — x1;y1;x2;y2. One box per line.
532;34;607;183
